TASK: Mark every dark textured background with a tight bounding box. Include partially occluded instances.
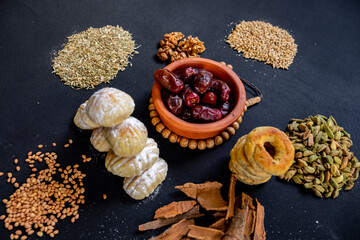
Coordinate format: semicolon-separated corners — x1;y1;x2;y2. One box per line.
0;0;359;239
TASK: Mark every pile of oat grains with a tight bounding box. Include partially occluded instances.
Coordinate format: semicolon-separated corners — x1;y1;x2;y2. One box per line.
227;21;297;69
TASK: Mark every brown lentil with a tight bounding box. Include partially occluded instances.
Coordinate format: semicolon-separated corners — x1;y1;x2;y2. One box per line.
103;194;107;200
14;159;18;164
38;145;43;149
64;144;70;148
16;166;20;172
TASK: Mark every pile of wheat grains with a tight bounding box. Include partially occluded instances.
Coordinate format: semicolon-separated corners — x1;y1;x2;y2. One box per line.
227;21;297;69
52;25;138;89
0;141;87;239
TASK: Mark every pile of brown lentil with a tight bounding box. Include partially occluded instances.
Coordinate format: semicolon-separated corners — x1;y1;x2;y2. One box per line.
52;25;138;89
0;142;86;239
227;21;297;69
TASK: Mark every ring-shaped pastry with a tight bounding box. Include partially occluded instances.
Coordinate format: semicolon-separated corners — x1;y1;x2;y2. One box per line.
230;135;271;179
244;126;294;176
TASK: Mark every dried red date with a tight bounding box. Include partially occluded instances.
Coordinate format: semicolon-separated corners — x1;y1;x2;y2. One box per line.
184;92;200;108
219;101;231;117
181;84;191;99
201;91;217;106
181;84;200;107
191;105;222;122
175;67;198;83
154;69;184;94
211;79;230;101
164;93;183;115
180;108;192;121
193;69;213;94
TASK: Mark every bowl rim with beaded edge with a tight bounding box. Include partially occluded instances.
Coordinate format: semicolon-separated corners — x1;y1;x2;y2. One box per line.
152;58;246;140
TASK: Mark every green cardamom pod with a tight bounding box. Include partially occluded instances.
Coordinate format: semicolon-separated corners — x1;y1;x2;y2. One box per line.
284;169;297;181
305;166;315;174
317;144;327;152
333;175;344;184
293;176;302;184
297;159;308;168
324;191;333;198
332;189;340;198
314;178;322;185
303;150;315;157
344;181;354;191
308;155;319;163
330;178;339;189
312;187;323;198
326;155;334;165
330;150;340;156
334;156;342;165
330;164;338;175
324;124;334;139
342;129;351;138
334;131;342;141
314;184;325;193
320;171;325;182
317;164;326;172
329;115;338;126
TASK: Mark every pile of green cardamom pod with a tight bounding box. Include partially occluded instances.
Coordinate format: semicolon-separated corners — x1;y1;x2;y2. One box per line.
280;114;359;198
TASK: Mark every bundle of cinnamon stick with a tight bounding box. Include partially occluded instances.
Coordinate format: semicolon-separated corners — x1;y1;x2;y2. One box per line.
139;174;266;240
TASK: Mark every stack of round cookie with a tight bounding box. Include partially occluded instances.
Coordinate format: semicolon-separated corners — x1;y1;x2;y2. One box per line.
229;126;294;185
74;87;168;200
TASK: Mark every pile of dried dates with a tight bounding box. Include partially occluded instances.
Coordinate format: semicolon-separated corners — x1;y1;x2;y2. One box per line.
154;67;234;123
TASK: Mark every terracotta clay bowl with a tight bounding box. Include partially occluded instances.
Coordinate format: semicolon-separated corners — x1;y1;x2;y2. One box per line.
152;58;246;140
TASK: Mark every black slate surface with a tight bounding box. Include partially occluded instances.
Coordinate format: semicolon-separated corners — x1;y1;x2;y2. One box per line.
0;0;359;239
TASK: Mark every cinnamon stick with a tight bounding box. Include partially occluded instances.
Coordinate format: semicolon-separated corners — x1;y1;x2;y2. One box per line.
175;182;223;199
244;209;256;236
213;211;226;220
223;205;248;240
176;182;227;211
225;174;237;220
139;205;204;231
209;217;227;232
253;200;266;240
234;193;255;210
187;225;225;240
197;188;228;211
149;219;194;240
154;200;197;219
